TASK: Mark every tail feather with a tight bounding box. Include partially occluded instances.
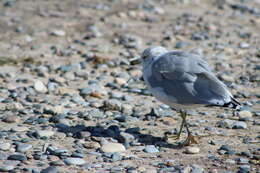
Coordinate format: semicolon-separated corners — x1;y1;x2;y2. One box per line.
222;97;241;109
206;97;241;110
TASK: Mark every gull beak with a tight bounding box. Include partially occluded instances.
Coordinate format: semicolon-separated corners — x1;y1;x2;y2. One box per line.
130;58;142;65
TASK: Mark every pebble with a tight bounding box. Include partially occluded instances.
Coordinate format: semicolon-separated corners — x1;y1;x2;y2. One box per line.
232;121;247;129
2;115;20;123
11;126;29;132
239;42;250;49
35;130;55;138
63;157;86;165
144;145;159;153
216;119;235;129
51;30;66;36
190;164;204;173
16;143;32;153
40;166;58;173
238;110;252;119
7;154;27;161
100;142;126;153
185;146;200;154
0;142;11;151
34;80;48;93
0;165;15;172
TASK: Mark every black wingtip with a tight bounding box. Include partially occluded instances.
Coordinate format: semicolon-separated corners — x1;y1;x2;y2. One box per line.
222;97;241;110
206;97;241;110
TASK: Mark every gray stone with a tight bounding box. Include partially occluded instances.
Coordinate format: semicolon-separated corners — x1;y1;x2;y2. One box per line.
64;157;86;165
144;145;159;153
0;165;15;172
7;154;27;161
185;146;200;154
36;130;55;138
51;30;66;36
216;119;235;128
0;142;11;151
191;164;204;173
34;80;48;93
41;166;58;173
16;143;32;153
232;121;247;129
101;142;126;153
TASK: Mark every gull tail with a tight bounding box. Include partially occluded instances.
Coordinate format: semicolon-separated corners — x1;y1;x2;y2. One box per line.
222;97;241;110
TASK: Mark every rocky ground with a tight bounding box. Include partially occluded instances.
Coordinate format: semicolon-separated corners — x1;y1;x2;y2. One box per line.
0;0;259;172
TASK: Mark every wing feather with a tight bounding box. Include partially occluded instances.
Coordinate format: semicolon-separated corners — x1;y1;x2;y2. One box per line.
151;51;234;106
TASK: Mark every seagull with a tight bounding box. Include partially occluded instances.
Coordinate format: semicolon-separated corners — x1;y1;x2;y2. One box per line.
131;46;240;146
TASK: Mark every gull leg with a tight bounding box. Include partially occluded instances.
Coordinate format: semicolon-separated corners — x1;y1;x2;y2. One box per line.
181;112;198;146
165;111;186;141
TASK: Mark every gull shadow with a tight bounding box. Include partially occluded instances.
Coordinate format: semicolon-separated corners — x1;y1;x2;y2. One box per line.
54;123;181;149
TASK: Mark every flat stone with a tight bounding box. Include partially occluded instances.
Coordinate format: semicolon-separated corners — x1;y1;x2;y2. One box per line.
36;130;55;138
191;164;204;173
51;30;66;36
144;145;159;153
16;143;32;153
185;147;200;154
100;142;126;153
3;115;20;123
7;154;27;161
232;121;247;129
40;166;58;173
0;165;15;172
238;111;252;119
220;74;235;82
216;119;235;129
63;157;86;165
34;80;48;93
11;126;29;132
0;142;11;151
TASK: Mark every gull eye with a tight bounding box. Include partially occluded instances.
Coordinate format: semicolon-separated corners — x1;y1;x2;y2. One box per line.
143;55;149;59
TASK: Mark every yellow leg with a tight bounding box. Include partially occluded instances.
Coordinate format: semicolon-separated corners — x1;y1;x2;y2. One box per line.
181;111;198;146
165;111;186;140
165;111;198;146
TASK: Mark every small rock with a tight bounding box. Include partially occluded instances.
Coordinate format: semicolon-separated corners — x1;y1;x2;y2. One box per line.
51;30;66;36
0;165;15;172
41;166;58;173
34;80;48;93
36;130;55;138
111;153;122;162
16;143;32;153
83;141;101;149
238;111;252;119
119;132;135;144
191;164;204;173
3;115;20;123
239;165;250;173
216;119;234;129
236;157;249;164
63;157;86;165
220;74;235;82
0;142;11;151
8;154;27;161
232;121;247;129
144;145;159;153
101;142;126;153
103;99;122;111
11;126;29;132
185;146;200;154
239;42;250;49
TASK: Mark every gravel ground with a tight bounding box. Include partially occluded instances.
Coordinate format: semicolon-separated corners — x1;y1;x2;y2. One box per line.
0;0;259;173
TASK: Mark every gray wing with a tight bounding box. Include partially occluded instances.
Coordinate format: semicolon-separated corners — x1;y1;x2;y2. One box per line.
150;51;233;105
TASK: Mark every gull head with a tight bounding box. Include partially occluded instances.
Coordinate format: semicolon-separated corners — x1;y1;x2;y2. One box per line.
130;46;167;65
141;46;168;61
